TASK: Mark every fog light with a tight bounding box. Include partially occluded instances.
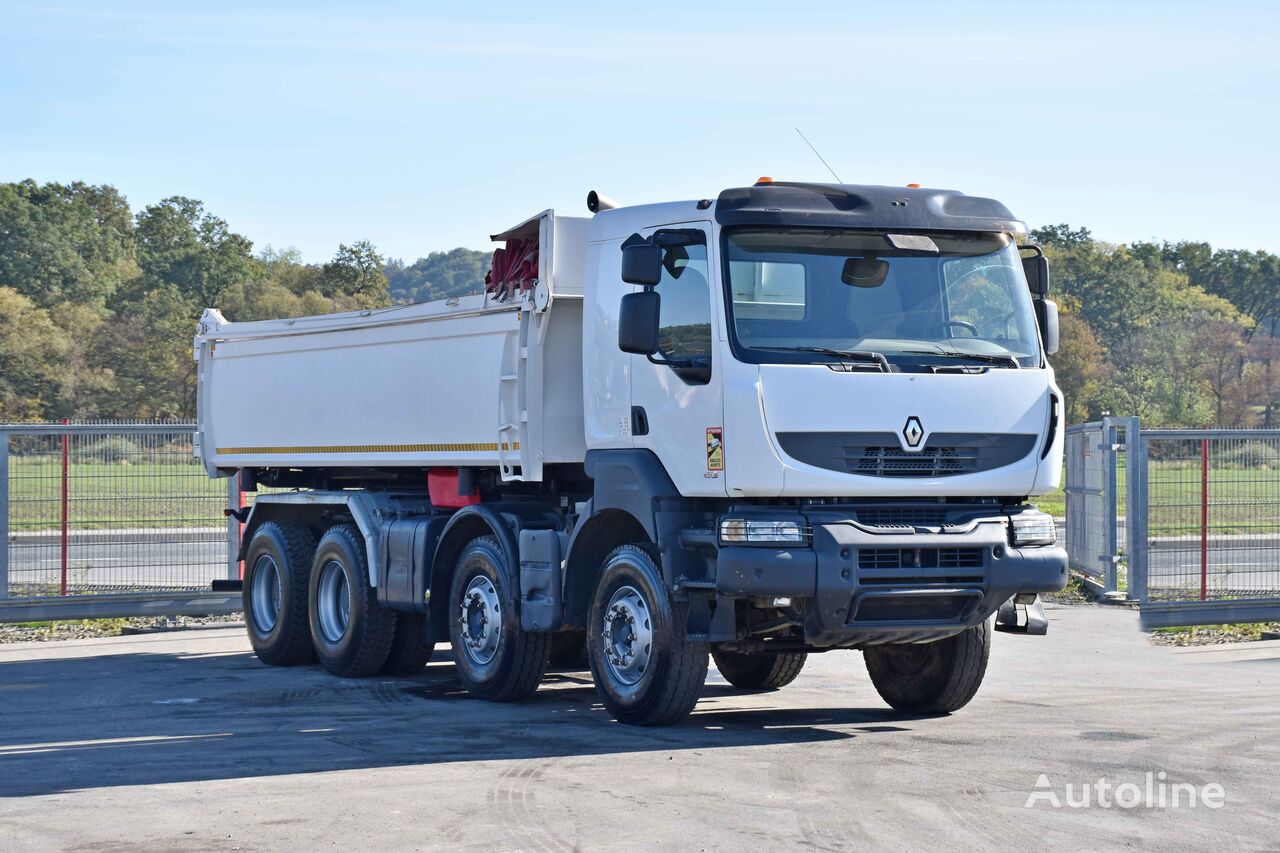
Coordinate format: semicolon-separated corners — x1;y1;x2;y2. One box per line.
1008;510;1057;547
719;518;811;546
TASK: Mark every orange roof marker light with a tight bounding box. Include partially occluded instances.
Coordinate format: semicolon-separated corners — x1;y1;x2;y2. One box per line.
906;183;922;188
755;176;774;185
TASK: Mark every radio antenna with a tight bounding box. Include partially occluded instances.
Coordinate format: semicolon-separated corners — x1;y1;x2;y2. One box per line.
795;128;843;183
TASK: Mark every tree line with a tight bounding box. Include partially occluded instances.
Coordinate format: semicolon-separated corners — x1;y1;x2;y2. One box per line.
0;180;490;420
1033;224;1280;427
2;178;1278;427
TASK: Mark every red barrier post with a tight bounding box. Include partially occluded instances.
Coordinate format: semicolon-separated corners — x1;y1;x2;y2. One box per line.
60;417;69;596
1200;437;1209;601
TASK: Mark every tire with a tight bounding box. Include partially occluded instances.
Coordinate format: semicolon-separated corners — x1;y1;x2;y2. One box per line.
448;536;551;701
308;524;398;678
586;544;708;726
862;618;992;714
382;612;435;675
712;648;807;690
242;521;317;666
548;631;587;669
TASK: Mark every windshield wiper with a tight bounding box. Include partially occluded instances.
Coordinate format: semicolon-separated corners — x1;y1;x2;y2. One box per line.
901;349;1020;368
754;346;890;372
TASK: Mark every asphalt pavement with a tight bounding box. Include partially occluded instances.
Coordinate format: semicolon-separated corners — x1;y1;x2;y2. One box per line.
0;603;1276;851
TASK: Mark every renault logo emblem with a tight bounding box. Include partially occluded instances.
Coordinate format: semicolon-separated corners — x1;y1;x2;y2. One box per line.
903;416;924;449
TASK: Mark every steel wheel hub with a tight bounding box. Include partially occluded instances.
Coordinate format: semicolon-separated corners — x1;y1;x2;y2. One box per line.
316;559;351;644
459;575;502;665
601;585;652;686
250;554;281;633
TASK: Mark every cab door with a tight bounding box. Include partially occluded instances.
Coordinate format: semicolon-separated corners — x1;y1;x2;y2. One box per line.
629;222;727;497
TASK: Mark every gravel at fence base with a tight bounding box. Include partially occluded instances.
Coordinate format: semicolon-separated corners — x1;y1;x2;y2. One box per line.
0;612;244;644
1148;621;1280;646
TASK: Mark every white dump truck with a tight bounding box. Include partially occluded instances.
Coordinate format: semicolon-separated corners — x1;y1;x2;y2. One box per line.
196;181;1068;726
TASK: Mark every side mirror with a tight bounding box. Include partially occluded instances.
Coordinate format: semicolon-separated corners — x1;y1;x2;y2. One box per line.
621;243;663;286
1021;250;1049;297
619;290;661;354
1037;299;1059;355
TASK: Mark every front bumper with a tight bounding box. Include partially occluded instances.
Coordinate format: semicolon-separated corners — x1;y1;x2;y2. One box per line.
712;512;1067;647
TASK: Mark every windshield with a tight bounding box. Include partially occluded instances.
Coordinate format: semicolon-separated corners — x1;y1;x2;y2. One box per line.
723;228;1042;368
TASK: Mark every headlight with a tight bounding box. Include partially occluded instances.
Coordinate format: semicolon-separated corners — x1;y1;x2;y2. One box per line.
1008;510;1057;546
719;518;812;546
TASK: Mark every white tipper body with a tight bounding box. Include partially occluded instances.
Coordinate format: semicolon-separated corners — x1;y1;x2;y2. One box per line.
195;201;1063;498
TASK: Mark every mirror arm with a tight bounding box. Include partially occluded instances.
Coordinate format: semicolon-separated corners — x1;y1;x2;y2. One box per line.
647;354;695;369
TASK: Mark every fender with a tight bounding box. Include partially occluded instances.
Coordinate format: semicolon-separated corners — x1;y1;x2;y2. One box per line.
435;504;522;580
237;491;431;587
583;448;680;541
426;502;561;639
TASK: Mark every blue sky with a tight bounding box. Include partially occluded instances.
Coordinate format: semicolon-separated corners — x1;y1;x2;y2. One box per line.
2;1;1277;262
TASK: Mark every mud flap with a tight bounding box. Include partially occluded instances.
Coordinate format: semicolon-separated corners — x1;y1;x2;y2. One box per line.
994;594;1048;635
686;591;735;642
518;529;563;632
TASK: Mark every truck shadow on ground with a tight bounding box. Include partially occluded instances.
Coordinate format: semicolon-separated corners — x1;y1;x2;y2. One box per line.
0;648;916;797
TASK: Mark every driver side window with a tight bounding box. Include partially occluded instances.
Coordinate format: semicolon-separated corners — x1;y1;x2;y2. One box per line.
944;258;1019;340
656;243;712;362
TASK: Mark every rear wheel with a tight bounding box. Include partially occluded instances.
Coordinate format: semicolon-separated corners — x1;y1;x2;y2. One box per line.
448;536;551;701
382;612;435;675
587;545;708;726
712;648;807;690
242;521;316;666
308;525;397;677
863;619;992;714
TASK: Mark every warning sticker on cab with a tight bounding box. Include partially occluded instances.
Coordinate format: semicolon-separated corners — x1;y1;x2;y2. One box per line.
706;427;723;471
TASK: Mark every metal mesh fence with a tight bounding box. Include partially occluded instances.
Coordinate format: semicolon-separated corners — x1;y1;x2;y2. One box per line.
1064;418;1132;596
1141;431;1280;603
2;423;231;595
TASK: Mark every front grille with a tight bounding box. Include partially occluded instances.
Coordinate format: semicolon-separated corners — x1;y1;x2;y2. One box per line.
853;446;977;477
776;431;1038;478
854;507;949;527
858;547;984;570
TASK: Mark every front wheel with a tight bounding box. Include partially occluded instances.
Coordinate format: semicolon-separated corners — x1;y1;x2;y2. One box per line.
712;648;807;690
587;545;708;726
448;536;551;701
862;619;992;714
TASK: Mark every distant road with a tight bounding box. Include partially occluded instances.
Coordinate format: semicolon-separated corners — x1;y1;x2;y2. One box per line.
7;529;230;591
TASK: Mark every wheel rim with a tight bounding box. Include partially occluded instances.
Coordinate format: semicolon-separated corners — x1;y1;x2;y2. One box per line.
250;554;281;633
601;584;653;686
459;575;502;666
316;559;351;644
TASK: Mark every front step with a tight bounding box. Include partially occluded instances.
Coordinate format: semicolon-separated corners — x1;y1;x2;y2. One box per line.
994;594;1048;635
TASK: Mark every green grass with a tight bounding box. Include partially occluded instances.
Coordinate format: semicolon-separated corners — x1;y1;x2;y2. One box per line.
7;458;225;531
1036;457;1280;536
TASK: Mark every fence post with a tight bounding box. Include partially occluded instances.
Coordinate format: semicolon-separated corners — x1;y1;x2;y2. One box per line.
1103;416;1120;596
1124;417;1147;605
60;417;69;596
0;430;9;600
226;471;242;582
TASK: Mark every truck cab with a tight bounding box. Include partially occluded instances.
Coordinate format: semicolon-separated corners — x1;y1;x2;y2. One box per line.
200;180;1068;726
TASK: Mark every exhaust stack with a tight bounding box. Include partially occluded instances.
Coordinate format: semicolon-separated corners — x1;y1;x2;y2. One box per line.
587;191;620;213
